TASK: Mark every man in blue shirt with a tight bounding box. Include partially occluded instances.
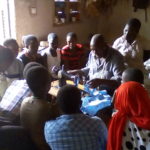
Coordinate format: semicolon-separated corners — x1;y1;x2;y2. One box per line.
44;85;107;150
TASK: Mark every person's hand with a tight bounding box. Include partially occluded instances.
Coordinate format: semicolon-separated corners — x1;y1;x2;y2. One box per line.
112;109;118;117
67;69;82;75
87;78;102;88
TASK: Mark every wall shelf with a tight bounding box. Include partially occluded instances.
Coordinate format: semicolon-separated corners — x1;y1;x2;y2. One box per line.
54;0;80;26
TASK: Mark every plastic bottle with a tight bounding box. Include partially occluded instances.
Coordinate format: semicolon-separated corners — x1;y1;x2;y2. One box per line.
74;75;79;87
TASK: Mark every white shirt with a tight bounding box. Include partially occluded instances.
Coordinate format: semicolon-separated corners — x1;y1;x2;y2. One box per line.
41;48;61;78
113;35;144;71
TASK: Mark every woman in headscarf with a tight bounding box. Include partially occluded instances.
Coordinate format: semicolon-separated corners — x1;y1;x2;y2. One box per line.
107;81;150;150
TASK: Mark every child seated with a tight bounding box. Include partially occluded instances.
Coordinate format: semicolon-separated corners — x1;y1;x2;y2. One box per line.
20;63;59;150
112;68;145;114
107;81;150;150
18;35;47;67
122;67;144;84
61;32;85;70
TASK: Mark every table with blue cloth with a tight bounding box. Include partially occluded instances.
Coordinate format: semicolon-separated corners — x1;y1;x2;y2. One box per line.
49;80;112;116
81;85;112;116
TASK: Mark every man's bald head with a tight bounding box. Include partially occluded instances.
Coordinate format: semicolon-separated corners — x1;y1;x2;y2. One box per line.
91;34;105;45
90;34;108;58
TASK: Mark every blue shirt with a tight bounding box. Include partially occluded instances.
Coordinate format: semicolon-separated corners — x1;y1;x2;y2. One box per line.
44;114;107;150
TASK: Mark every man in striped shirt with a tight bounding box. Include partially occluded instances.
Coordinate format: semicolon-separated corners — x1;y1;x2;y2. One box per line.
61;32;85;70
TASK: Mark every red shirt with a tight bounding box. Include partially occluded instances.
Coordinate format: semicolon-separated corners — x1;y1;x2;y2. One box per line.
61;44;84;70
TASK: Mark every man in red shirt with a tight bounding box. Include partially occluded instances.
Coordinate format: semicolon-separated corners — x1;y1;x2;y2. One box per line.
61;32;85;70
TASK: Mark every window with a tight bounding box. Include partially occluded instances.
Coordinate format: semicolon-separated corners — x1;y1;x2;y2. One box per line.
54;0;80;25
0;0;15;44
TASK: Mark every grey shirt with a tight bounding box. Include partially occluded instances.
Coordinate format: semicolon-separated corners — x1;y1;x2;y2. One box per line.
82;47;125;83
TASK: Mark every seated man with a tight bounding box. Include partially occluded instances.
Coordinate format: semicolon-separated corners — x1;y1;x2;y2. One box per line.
61;32;85;70
18;35;47;67
0;46;14;100
41;33;61;79
3;39;24;85
20;63;59;150
68;34;125;95
44;85;107;150
112;18;144;71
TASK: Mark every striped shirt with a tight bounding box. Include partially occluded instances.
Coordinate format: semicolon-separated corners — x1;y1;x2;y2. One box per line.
61;44;84;70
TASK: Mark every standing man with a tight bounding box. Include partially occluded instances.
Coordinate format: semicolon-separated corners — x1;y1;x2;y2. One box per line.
112;18;144;71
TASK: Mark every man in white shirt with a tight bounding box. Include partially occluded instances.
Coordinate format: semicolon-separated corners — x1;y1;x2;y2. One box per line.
41;33;61;79
112;18;144;71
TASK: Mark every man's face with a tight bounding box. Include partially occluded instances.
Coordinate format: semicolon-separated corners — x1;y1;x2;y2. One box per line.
49;38;58;50
66;36;77;50
90;38;106;58
7;42;19;57
123;24;139;44
28;39;39;54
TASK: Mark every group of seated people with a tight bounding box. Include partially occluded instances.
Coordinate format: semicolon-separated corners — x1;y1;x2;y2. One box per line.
0;17;149;150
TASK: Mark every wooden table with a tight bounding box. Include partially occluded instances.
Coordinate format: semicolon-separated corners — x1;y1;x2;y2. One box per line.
49;80;84;97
